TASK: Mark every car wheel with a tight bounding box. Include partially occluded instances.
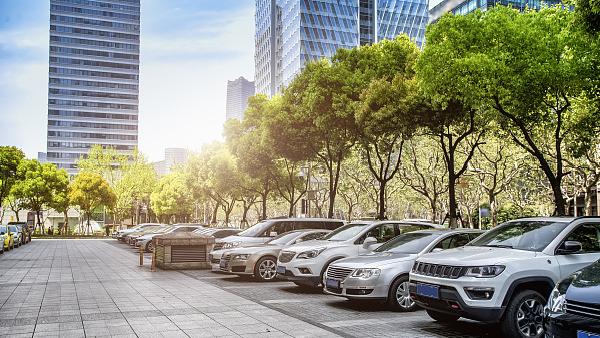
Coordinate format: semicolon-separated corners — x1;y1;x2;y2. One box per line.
426;309;460;322
501;289;545;338
146;241;154;253
254;256;278;281
388;276;417;312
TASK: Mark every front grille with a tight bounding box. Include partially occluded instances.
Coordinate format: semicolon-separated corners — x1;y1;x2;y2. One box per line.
279;251;295;263
326;266;353;280
412;262;464;279
219;254;232;271
213;243;224;250
566;300;600;320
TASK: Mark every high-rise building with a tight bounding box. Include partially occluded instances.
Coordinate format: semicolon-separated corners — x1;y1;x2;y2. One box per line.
226;77;256;120
47;0;141;174
255;0;428;97
429;0;557;23
152;148;189;177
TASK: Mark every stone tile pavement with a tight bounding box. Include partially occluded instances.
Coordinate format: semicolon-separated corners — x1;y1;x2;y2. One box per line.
0;240;342;338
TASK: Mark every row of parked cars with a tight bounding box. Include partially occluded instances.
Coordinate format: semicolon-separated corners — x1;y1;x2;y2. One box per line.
0;222;32;253
202;216;600;338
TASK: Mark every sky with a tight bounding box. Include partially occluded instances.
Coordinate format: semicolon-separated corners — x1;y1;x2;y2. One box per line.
0;0;255;161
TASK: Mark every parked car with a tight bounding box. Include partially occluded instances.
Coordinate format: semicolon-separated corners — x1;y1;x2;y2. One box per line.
277;220;441;287
215;229;331;281
136;225;203;252
7;225;21;248
324;229;484;311
0;226;15;251
545;258;600;337
123;224;167;245
194;227;241;239
216;218;345;251
409;217;600;338
8;222;29;244
116;223;163;241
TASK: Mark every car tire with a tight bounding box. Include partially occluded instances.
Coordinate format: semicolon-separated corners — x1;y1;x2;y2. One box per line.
146;241;154;253
426;309;460;322
387;276;418;312
254;256;278;281
501;289;545;338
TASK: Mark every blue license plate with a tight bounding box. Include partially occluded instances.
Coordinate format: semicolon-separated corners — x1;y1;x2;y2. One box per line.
578;331;600;338
325;278;340;289
416;283;439;299
276;266;286;274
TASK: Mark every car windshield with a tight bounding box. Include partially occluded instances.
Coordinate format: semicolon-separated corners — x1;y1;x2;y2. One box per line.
0;226;6;233
267;231;301;245
375;232;441;254
321;223;368;241
8;225;17;232
469;220;569;252
238;220;272;237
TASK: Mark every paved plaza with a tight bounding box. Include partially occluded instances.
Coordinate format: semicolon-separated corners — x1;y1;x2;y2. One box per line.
0;240;499;338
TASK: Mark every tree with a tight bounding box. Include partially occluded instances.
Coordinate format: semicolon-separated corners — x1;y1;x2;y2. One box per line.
418;6;595;216
11;160;69;233
113;151;157;226
4;193;26;222
50;185;71;235
77;145;127;186
0;146;25;211
69;172;116;234
150;172;193;223
335;35;421;220
275;59;359;218
576;0;600;32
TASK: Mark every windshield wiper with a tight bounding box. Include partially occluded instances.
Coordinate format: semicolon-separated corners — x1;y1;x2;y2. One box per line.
482;244;513;249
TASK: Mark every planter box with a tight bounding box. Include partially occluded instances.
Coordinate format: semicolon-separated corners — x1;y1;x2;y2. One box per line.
154;233;215;270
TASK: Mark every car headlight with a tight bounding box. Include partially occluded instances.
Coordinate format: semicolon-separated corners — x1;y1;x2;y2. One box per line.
351;268;381;279
546;286;567;314
223;241;241;249
232;254;250;260
297;247;327;259
464;265;505;278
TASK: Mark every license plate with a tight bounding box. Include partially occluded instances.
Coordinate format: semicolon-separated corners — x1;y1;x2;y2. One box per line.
578;331;600;338
325;278;340;289
219;260;228;269
276;266;286;274
416;283;439;299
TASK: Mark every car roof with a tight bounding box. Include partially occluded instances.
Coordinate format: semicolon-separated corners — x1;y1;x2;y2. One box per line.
411;229;485;234
263;217;344;222
505;216;576;223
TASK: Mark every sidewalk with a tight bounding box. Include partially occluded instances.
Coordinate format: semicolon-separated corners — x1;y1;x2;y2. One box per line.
0;240;340;338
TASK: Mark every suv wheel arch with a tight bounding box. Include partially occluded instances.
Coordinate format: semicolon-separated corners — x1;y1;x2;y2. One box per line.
501;277;555;309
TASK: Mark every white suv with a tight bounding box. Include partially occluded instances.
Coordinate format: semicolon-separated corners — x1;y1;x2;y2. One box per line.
277;220;440;287
409;217;600;338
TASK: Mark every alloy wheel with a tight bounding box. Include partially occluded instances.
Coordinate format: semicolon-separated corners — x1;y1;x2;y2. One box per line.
516;298;544;337
147;241;154;252
395;281;415;309
258;259;277;280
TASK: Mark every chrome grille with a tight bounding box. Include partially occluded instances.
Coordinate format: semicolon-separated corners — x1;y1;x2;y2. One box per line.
566;300;600;320
412;262;464;279
326;266;353;280
278;251;295;263
213;243;224;250
219;254;231;271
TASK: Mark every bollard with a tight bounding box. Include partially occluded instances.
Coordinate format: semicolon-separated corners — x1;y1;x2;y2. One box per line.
151;238;156;272
139;244;144;266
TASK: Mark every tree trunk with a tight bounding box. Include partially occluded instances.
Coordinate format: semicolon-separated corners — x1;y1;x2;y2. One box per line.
429;197;438;224
377;180;387;220
241;203;251;228
448;173;459;228
211;203;219;224
36;210;42;235
260;192;268;220
63;210;69;235
347;204;353;222
550;180;566;216
86;212;91;235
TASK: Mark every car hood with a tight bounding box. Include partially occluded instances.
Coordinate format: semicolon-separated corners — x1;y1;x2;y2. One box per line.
566;260;600;304
332;252;417;268
284;240;349;253
224;244;283;256
220;235;270;246
417;246;538;266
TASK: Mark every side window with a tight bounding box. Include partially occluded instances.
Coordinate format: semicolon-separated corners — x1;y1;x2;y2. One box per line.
398;225;427;235
363;224;396;243
175;227;196;233
297;221;318;230
468;232;482;241
434;234;471;250
324;222;343;230
297;232;326;243
565;224;600;253
267;222;294;237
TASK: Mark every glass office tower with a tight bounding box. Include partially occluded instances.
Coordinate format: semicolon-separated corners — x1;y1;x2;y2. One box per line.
47;0;140;174
255;0;428;97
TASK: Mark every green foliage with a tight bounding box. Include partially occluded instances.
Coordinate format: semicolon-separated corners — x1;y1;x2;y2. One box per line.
113;151;157;223
0;146;25;208
576;0;600;32
69;172;116;227
150;172;193;222
77;145;127;186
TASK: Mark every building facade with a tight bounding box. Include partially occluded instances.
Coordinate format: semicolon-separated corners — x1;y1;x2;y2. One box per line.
152;148;190;177
226;77;256;120
47;0;141;174
429;0;557;23
255;0;428;97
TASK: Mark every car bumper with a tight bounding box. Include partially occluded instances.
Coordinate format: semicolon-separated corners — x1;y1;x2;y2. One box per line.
408;281;504;323
276;263;321;286
545;313;600;338
323;277;389;300
218;258;254;275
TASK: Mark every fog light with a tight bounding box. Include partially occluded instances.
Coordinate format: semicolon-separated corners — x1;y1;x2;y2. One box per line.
299;268;311;274
464;287;494;300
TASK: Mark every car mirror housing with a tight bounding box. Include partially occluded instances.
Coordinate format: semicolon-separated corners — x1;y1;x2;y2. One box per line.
557;240;582;254
431;247;444;253
362;237;378;249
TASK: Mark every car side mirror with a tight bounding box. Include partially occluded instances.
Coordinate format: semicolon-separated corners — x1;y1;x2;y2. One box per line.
431;248;444;253
557;241;582;254
362;237;378;249
269;231;278;237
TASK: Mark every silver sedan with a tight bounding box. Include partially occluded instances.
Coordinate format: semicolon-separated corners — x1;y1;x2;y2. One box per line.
217;229;330;281
323;229;484;311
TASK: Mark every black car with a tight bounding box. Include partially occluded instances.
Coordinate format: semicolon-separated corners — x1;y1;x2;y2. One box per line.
545;259;600;338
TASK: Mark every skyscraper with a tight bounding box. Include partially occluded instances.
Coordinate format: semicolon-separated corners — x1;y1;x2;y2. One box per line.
226;77;256;120
255;0;428;97
429;0;557;23
47;0;140;174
